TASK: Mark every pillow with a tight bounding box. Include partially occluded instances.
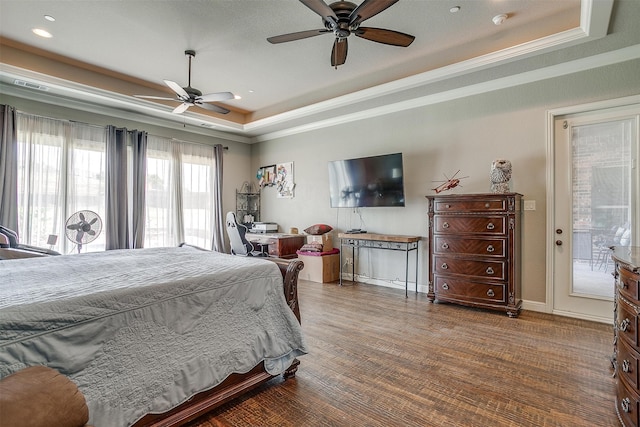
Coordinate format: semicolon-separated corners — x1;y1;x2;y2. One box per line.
299;241;324;252
304;224;333;235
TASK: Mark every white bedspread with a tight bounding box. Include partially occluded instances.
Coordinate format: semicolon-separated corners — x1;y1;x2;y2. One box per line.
0;246;307;426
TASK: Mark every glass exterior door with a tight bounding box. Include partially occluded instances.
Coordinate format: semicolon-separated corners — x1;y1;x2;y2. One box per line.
553;106;638;320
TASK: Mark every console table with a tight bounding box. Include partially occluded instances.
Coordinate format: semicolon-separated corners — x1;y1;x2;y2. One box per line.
337;233;421;297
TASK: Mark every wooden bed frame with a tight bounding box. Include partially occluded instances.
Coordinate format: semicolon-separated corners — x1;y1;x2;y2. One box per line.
132;257;304;427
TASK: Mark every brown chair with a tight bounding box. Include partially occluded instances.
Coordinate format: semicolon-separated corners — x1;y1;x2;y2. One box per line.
0;366;91;427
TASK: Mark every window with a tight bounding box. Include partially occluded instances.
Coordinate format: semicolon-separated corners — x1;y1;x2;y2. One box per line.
144;135;216;249
14;112;219;252
16;113;106;253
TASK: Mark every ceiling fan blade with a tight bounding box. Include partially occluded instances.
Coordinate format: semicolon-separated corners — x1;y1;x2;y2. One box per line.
300;0;338;24
198;92;235;103
172;103;191;114
197;102;230;115
163;80;189;100
133;95;177;101
331;38;348;67
354;27;415;47
267;29;330;44
349;0;399;26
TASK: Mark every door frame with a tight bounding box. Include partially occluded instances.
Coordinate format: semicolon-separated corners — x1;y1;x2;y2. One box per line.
545;94;640;322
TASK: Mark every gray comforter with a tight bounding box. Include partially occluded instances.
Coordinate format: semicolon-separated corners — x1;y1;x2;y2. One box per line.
0;246;307;426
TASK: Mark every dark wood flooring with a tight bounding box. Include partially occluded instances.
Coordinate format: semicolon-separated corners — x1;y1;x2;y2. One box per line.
188;280;617;427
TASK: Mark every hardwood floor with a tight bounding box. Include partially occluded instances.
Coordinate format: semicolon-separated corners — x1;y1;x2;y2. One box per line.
188;280;617;427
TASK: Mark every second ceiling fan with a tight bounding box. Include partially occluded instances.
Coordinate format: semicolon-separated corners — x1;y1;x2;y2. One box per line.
267;0;415;67
135;50;234;114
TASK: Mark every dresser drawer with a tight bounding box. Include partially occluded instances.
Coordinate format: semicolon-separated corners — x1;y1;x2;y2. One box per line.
619;337;640;391
434;275;505;303
433;216;506;235
433;256;505;280
619;265;640;303
432;198;507;213
433;236;506;257
618;295;640;348
618;375;640;427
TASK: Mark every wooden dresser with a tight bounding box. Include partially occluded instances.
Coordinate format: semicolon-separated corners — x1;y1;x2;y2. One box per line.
426;193;523;317
613;246;640;427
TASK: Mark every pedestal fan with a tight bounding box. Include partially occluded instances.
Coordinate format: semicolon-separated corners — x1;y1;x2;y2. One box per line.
65;210;103;253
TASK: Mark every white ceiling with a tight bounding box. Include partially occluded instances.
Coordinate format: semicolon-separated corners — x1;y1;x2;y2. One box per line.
0;0;615;141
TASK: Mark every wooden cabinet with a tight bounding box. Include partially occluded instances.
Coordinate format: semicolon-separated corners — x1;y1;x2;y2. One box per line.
613;246;640;427
426;193;523;317
244;233;305;259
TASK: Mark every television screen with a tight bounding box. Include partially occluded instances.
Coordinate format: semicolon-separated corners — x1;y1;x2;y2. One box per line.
328;153;405;208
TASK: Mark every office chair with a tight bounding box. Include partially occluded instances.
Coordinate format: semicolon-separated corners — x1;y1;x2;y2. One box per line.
225;212;268;257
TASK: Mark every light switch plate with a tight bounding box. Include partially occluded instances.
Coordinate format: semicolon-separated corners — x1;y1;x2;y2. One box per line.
523;200;536;211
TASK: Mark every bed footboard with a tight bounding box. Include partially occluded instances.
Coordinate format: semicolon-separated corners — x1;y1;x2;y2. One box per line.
133;257;304;427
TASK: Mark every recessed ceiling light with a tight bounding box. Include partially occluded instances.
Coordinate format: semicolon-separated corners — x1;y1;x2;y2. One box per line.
450;6;461;13
44;15;56;22
32;28;52;38
234;95;242;100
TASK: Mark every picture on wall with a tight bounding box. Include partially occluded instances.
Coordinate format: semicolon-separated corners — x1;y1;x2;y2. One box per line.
257;165;276;188
276;162;295;198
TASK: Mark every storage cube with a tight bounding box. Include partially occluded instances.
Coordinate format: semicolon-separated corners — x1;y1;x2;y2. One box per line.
298;253;340;283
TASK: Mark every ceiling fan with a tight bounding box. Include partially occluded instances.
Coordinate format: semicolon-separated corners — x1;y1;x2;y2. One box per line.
135;50;234;114
267;0;415;68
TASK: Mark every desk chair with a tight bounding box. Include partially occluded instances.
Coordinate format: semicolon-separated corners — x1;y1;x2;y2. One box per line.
225;212;268;257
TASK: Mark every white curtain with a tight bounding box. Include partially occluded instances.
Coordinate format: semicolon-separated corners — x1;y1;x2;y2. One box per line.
145;135;218;249
16;113;107;253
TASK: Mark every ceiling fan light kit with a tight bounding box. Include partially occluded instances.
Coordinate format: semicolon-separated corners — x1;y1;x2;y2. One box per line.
267;0;415;67
134;49;235;115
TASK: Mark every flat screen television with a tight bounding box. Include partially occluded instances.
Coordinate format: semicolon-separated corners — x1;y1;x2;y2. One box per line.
328;152;405;208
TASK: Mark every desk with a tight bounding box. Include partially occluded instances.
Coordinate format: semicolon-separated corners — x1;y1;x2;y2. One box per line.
338;233;421;297
245;232;305;259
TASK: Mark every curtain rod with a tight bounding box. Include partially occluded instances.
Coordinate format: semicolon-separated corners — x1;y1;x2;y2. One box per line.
15;108;228;150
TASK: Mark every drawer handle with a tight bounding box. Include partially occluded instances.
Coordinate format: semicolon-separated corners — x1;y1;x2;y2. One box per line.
487;245;495;253
623;359;632;373
486;267;495;275
442;283;449;290
485;203;490;208
441;263;448;270
445;204;451;209
486;223;495;230
441;243;449;250
621;397;631;413
442;222;450;229
619;318;631;332
487;289;495;297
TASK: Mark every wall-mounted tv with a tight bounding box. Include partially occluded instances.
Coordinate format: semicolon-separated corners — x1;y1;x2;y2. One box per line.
328;152;405;208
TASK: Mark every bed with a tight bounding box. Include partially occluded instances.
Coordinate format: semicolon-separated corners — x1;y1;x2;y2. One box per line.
0;246;307;427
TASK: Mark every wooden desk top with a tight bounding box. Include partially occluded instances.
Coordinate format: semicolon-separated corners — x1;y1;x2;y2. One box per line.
245;232;304;239
338;233;421;243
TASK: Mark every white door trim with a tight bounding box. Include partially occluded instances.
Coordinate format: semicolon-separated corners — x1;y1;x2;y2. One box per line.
545;94;640;320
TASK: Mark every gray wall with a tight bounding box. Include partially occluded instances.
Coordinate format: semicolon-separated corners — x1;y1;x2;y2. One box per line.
250;57;640;305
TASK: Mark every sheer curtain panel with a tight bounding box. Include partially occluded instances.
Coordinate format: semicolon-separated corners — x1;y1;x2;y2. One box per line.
15;113;107;253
